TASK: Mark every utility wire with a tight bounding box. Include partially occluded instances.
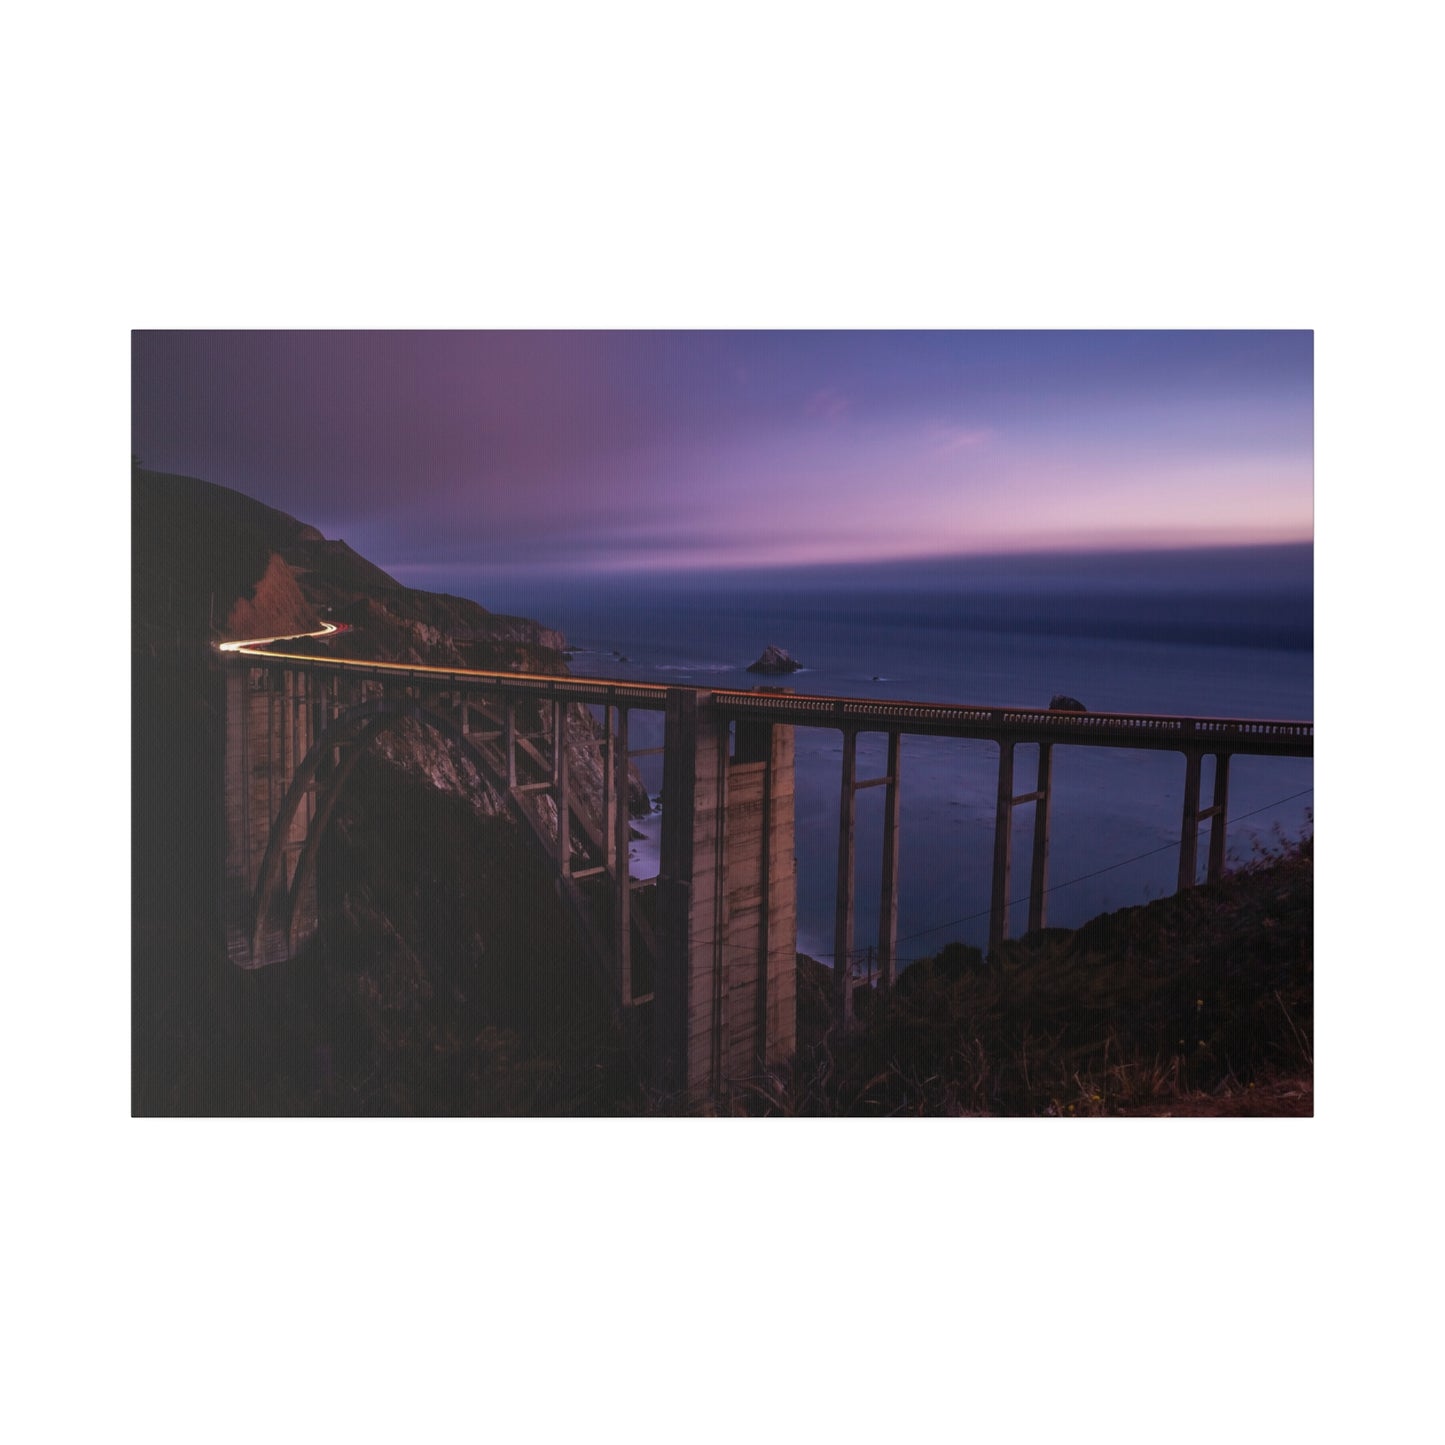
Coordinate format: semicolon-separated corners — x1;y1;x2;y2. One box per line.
589;781;1312;966
615;791;1317;971
799;785;1314;964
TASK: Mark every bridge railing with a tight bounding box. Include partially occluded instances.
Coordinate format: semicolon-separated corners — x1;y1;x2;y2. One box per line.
227;646;1312;754
711;690;1313;752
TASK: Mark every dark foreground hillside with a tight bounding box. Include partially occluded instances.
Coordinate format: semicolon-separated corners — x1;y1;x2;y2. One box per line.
133;713;633;1115
755;833;1313;1117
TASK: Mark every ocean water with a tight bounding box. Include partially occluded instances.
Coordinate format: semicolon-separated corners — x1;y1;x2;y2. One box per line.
447;548;1313;964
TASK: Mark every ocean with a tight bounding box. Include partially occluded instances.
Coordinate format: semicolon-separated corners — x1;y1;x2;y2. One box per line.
437;546;1314;965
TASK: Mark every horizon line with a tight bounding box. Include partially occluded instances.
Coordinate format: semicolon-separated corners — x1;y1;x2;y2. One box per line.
384;536;1314;582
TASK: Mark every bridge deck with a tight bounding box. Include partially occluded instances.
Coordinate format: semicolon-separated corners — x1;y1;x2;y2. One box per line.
227;644;1313;758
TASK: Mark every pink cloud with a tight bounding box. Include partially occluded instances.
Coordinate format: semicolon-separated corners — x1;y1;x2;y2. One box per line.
930;423;995;454
805;388;851;421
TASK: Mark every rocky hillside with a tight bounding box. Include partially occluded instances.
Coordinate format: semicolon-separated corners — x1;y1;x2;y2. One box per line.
134;464;566;663
132;468;649;1115
133;465;646;826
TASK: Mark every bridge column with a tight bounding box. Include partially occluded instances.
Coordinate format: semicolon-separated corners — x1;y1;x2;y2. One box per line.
989;740;1016;955
1206;753;1232;883
329;674;344;770
833;729;858;1021
1027;743;1053;934
877;732;902;990
1178;749;1203;892
602;705;615;874
656;692;797;1102
613;706;632;1004
222;668;253;964
552;699;570;875
656;689;727;1098
505;699;517;788
728;713;797;1080
221;665;320;968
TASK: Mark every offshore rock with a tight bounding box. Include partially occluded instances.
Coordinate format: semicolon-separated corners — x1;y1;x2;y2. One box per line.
747;644;803;675
1049;694;1087;712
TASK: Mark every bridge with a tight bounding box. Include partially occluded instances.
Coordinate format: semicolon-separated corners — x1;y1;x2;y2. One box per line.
217;625;1313;1103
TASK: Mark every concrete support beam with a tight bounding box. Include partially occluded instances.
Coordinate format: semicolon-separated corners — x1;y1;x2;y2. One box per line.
505;698;517;789
614;706;632;1004
656;691;797;1102
759;721;796;1066
602;705;615;874
726;714;797;1078
989;740;1016;955
553;699;570;875
833;729;858;1022
755;736;774;1069
877;731;901;990
1206;752;1232;884
656;690;726;1097
1027;743;1053;934
1178;749;1203;892
223;666;318;968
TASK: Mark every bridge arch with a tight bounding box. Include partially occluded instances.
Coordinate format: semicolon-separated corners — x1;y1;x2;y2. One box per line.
247;694;598;984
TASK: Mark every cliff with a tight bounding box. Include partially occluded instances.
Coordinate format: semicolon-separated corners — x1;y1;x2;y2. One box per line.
132;468;648;1115
133;466;646;826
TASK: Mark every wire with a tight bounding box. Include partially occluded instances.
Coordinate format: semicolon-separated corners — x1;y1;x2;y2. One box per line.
849;786;1317;965
583;786;1313;966
809;785;1314;964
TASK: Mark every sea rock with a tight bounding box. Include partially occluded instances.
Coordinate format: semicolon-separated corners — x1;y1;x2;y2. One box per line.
1048;694;1087;712
747;644;803;675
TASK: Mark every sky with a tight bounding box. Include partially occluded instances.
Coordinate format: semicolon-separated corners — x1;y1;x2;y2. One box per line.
131;330;1312;579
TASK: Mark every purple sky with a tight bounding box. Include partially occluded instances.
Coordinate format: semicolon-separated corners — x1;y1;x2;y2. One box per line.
131;331;1312;578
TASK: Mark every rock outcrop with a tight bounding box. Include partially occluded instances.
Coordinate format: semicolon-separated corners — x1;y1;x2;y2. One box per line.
747;644;802;674
134;465;650;827
222;551;319;641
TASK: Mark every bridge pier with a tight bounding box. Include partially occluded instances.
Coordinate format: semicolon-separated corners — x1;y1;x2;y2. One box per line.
989;740;1016;955
223;666;320;967
612;706;632;1006
834;730;907;1019
878;731;902;991
1179;749;1233;890
988;741;1055;955
833;729;857;1022
655;690;796;1102
552;698;570;875
1207;753;1231;883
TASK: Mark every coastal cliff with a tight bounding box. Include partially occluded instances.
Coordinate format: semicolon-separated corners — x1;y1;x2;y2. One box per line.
132;469;646;1114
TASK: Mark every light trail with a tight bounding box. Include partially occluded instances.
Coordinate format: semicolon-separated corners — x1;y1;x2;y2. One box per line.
219;621;342;652
216;621;1312;758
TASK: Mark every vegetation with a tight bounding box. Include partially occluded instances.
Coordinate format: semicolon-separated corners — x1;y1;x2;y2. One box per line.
732;827;1312;1117
132;724;636;1116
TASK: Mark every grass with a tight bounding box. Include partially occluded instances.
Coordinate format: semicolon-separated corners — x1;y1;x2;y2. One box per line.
732;826;1312;1117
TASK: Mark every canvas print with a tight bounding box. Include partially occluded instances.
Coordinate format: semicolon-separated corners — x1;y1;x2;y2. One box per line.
131;330;1313;1116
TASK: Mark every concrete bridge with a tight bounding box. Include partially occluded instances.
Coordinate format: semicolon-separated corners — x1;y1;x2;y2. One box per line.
218;627;1313;1102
